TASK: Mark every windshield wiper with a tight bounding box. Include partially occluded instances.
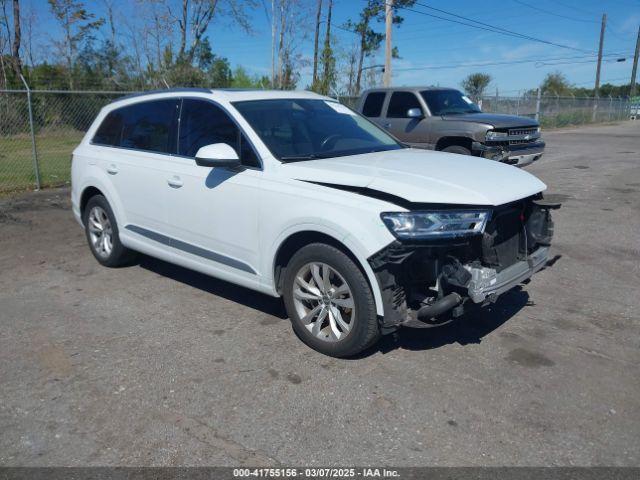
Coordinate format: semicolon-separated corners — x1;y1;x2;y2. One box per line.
280;153;330;162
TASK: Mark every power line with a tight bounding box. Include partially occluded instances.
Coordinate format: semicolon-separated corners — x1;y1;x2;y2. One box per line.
387;0;599;55
510;0;597;23
393;52;632;72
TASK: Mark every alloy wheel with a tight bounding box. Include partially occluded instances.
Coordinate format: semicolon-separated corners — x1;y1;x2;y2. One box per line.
292;262;355;342
87;206;113;258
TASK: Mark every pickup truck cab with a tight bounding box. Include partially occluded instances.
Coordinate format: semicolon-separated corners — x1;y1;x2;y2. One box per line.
72;88;556;357
357;87;545;167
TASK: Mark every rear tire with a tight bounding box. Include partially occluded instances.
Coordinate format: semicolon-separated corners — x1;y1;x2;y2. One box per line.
442;145;471;155
282;243;381;357
83;195;137;267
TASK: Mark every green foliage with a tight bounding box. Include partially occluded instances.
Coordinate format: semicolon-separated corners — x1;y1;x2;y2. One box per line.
461;73;492;102
540;110;592;128
540;71;572;96
231;66;267;88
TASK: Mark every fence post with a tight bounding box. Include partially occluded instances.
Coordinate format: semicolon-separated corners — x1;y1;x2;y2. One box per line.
535;88;541;122
19;74;41;190
608;95;613;121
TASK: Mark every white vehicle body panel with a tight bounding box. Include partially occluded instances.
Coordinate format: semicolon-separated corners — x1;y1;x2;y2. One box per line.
72;89;547;318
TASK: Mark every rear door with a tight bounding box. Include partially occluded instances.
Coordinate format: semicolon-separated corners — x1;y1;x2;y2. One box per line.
91;99;178;235
382;91;431;148
162;98;262;278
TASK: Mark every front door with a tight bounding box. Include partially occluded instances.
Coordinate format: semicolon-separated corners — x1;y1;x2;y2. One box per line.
383;91;431;148
163;98;263;279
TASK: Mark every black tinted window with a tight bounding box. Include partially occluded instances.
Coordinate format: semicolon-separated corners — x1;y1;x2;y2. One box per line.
179;99;260;168
420;90;481;115
120;100;178;153
387;92;421;118
362;92;385;117
233;99;401;161
93;110;124;146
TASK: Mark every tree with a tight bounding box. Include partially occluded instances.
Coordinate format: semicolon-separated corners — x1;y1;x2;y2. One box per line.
461;72;492;102
172;0;255;66
208;56;232;87
540;71;571;96
346;0;415;95
318;0;335;95
47;0;104;89
273;0;309;89
311;0;322;87
11;0;20;76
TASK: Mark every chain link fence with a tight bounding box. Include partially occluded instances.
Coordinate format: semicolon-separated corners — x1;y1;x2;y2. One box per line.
479;94;631;128
0;89;634;194
0;90;125;194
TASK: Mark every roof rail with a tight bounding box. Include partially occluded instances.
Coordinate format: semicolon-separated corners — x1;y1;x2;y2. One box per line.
108;87;213;104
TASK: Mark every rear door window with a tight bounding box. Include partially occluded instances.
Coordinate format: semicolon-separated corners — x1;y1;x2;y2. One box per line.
362;92;386;117
386;92;421;118
119;100;179;154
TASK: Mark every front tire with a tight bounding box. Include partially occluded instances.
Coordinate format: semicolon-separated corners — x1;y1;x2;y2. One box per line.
282;243;381;357
442;145;471;155
83;195;136;267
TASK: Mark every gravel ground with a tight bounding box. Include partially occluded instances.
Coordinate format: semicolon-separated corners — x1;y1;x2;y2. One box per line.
1;121;639;467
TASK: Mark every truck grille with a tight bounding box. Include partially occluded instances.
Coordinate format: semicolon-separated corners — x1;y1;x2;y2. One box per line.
508;127;538;146
509;127;537;136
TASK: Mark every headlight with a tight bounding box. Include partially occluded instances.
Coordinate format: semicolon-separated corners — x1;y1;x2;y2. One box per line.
485;130;508;141
381;210;490;240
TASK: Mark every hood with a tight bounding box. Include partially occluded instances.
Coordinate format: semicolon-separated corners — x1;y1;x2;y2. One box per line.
441;112;539;129
281;148;546;207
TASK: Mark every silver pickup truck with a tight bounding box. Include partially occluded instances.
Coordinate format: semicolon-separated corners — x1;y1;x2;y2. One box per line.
356;87;545;167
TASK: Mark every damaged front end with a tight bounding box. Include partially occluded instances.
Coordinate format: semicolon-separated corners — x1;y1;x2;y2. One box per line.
369;196;559;332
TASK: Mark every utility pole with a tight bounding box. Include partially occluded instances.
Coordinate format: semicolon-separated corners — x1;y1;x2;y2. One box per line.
593;13;606;121
631;26;640;97
383;0;393;87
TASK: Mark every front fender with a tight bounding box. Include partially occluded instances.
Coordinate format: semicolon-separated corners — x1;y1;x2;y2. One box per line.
263;220;393;317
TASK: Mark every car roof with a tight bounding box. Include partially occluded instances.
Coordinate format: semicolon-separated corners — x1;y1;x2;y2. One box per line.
108;88;331;106
362;86;459;93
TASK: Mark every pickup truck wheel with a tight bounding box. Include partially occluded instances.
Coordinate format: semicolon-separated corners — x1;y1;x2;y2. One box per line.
83;195;137;267
283;243;381;357
442;145;471;155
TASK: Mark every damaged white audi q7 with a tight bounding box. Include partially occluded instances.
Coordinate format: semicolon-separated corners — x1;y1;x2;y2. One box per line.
72;88;558;357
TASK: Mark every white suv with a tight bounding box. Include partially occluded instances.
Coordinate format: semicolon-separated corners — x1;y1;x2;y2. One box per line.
72;88;557;357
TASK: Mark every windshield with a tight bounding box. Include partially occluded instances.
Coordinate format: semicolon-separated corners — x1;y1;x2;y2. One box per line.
232;99;403;161
420;90;481;116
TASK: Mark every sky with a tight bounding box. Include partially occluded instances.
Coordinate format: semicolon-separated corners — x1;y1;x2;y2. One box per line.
26;0;640;94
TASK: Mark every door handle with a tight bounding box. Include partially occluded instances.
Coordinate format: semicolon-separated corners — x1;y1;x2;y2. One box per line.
383;123;391;129
106;164;118;175
167;177;183;188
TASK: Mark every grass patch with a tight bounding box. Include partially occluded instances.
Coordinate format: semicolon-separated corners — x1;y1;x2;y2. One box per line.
0;130;84;193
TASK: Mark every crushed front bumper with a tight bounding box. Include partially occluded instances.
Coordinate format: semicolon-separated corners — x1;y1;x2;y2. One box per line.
472;141;545;167
465;246;548;303
369;197;558;332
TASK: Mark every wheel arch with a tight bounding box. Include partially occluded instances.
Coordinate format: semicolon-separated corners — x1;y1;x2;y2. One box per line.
79;186;104;220
271;229;385;316
435;135;474;152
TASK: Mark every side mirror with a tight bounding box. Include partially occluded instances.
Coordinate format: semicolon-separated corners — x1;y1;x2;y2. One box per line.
407;108;424;119
195;143;241;168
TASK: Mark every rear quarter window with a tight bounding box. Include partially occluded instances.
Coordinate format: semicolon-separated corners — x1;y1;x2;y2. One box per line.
93;99;178;154
92;110;124;146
